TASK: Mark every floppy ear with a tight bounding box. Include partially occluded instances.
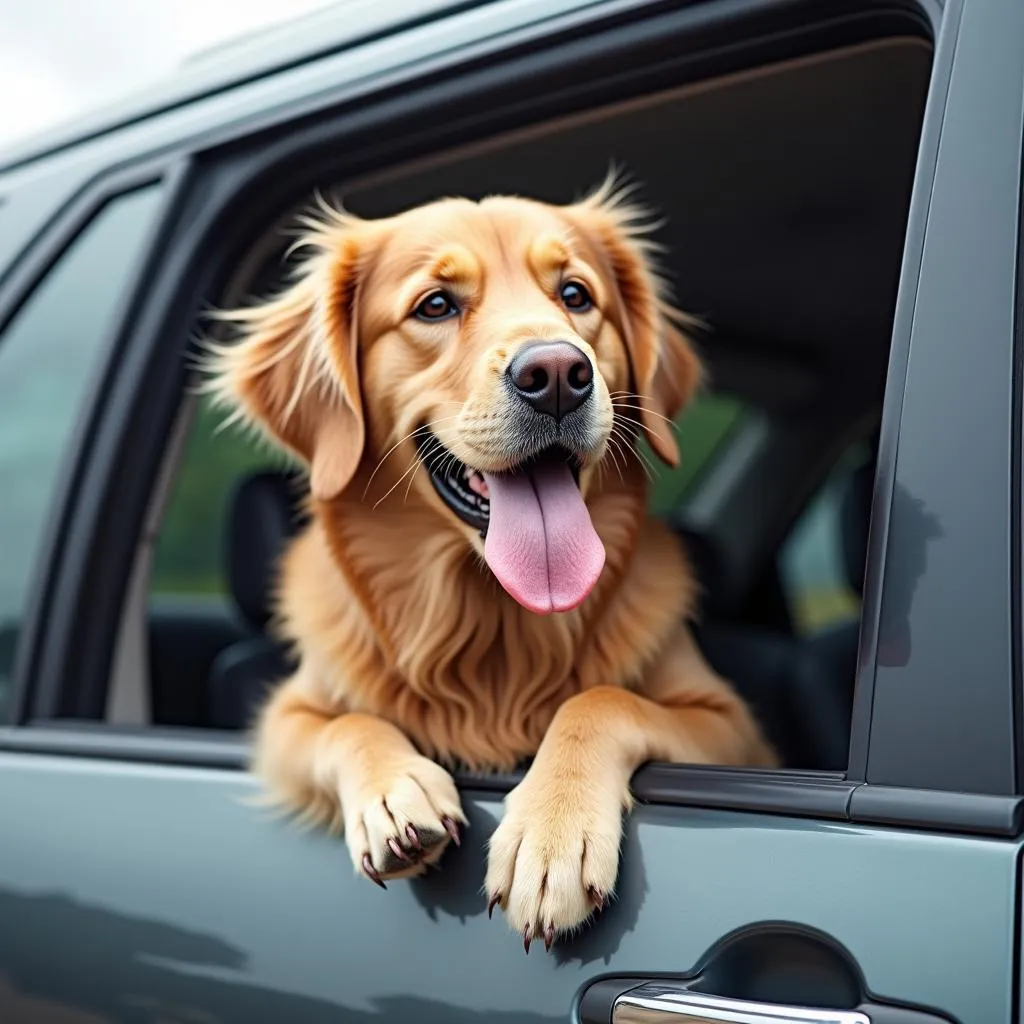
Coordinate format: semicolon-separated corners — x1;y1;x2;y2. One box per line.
565;178;701;468
204;217;367;501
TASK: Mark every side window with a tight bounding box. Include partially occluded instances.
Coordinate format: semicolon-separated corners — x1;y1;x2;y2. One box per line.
0;186;163;721
778;443;873;636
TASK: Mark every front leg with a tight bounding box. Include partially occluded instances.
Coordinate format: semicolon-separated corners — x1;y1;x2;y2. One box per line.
485;625;775;949
253;673;467;886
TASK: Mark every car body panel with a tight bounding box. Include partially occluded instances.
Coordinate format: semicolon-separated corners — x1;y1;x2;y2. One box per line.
0;754;1016;1023
861;0;1024;795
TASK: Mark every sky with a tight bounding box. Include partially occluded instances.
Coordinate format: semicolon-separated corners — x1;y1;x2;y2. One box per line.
0;0;331;149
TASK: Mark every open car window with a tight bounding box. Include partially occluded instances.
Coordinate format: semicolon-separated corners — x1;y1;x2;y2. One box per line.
151;389;750;602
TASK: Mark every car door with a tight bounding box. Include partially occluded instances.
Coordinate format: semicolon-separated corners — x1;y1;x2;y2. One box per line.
1;0;1023;1022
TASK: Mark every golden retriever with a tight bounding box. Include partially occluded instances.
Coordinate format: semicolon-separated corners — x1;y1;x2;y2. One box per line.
205;176;776;951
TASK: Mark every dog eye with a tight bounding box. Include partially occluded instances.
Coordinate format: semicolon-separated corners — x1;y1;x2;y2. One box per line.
560;281;593;312
414;290;460;322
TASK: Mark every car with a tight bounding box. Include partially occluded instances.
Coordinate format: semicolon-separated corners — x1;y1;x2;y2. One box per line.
0;0;1021;1020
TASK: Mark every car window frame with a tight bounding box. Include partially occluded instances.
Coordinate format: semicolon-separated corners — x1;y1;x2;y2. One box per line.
8;0;1017;838
0;161;185;726
847;0;1024;803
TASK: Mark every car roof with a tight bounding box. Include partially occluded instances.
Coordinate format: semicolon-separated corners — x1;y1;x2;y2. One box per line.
0;0;487;173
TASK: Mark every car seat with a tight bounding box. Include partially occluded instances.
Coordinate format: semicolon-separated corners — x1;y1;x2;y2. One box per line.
204;471;306;729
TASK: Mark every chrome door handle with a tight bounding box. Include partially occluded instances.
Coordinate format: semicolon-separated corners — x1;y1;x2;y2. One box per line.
613;984;871;1024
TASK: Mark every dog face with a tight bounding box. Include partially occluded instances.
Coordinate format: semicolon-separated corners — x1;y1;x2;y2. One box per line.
209;181;701;615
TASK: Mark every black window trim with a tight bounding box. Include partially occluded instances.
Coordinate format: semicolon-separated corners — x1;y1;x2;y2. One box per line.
1;721;1022;836
4;163;193;724
14;0;1020;838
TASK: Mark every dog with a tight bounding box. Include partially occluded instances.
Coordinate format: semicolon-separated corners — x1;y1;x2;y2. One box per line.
205;176;776;951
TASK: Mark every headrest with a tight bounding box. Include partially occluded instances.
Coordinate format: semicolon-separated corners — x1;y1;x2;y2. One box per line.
225;471;308;631
839;458;876;596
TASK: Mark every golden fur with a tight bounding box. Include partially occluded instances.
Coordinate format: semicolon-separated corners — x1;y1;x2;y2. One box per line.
205;177;776;949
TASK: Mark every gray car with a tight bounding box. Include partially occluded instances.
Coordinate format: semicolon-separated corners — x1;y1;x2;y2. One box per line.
0;0;1021;1021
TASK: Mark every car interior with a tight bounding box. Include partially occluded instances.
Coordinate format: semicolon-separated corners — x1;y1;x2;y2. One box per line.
118;34;931;776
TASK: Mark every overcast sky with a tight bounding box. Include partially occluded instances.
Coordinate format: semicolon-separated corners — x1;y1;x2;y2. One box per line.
0;0;330;149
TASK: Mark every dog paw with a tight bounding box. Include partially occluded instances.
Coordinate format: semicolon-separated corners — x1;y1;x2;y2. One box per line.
341;755;467;887
485;776;623;950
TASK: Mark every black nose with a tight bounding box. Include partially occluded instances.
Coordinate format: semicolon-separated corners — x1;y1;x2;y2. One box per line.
507;341;594;421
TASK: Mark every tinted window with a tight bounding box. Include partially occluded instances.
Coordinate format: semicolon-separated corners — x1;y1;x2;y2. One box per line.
779;443;872;636
0;186;163;721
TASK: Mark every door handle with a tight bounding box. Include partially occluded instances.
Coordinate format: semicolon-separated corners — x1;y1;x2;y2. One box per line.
577;927;956;1024
613;983;870;1024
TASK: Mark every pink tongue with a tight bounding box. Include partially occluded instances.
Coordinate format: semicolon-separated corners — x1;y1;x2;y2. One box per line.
482;461;606;615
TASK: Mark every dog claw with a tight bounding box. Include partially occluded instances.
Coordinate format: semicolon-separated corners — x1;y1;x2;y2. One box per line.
544;924;555;952
442;817;461;846
405;825;422;849
587;885;607;910
388;837;411;862
487;893;502;919
524;926;532;954
362;854;387;890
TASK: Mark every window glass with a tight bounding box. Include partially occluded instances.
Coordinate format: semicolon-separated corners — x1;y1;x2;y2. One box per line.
779;443;871;636
0;186;164;721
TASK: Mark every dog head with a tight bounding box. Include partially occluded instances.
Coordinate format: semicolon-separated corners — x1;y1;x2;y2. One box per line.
207;178;701;615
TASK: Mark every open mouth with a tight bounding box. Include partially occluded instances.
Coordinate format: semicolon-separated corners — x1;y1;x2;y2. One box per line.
414;428;602;615
415;429;581;536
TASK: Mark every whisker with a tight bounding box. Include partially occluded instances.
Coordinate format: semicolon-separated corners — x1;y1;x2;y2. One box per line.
372;457;424;510
615;421;657;468
611;412;653;434
362;413;461;500
604;435;628;483
415;446;462;504
609;412;675;468
609;391;679;417
633;449;656;481
425;444;457;476
609;396;681;430
611;425;655;481
422;454;453;495
402;462;423;504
